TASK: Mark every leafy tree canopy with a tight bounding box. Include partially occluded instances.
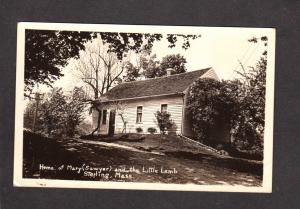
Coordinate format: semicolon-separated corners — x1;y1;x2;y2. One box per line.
101;33;200;59
25;30;200;95
187;36;267;154
122;62;141;82
160;54;187;75
24;87;87;137
140;54;162;78
124;53;188;80
25;30;95;94
187;78;240;143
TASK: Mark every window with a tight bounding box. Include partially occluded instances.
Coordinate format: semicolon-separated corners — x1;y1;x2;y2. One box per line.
136;106;143;123
161;104;168;113
102;109;107;124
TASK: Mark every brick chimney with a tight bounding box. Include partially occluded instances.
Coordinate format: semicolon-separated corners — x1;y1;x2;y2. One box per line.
166;68;174;76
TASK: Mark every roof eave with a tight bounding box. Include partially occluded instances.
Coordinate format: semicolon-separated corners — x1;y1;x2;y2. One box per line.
93;92;184;104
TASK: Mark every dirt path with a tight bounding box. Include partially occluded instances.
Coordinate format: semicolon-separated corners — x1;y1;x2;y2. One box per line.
78;139;165;155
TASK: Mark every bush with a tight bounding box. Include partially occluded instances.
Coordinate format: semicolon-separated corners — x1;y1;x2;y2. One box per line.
187;78;238;143
147;127;157;134
136;127;143;133
24;87;87;138
154;111;174;134
187;77;264;155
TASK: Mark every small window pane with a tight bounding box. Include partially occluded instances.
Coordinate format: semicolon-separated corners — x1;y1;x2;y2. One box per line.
137;106;142;113
161;104;168;112
136;106;143;123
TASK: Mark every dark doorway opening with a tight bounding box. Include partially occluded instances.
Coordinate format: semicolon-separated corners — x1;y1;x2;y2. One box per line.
108;110;116;136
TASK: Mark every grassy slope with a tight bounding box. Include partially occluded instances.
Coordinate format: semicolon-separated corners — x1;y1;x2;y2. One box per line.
23;131;262;186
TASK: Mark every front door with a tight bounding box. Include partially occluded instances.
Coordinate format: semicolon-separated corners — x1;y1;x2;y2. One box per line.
108;110;116;136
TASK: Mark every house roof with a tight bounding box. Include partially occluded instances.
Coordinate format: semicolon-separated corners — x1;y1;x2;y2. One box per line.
99;67;212;102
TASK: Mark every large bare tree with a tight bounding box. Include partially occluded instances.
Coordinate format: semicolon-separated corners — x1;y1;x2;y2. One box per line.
74;37;126;134
74;37;126;99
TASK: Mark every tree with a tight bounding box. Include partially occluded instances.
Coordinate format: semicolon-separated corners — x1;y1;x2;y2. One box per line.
41;88;67;136
188;68;265;152
123;53;188;79
24;94;44;131
187;36;268;155
122;62;141;82
143;54;187;78
24;101;35;130
74;37;127;135
25;30;200;95
122;50;161;80
24;87;87;137
230;36;267;152
236;36;268;134
187;78;240;143
160;54;187;75
141;54;162;78
99;33;200;60
74;37;124;99
25;30;95;96
64;87;87;137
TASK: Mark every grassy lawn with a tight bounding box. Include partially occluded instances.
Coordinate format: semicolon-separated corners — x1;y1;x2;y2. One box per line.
82;133;263;175
23;131;262;186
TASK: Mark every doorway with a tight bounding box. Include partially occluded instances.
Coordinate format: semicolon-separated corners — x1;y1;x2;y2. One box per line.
108;110;116;136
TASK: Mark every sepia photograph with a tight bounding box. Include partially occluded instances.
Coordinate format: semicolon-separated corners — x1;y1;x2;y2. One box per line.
14;23;275;192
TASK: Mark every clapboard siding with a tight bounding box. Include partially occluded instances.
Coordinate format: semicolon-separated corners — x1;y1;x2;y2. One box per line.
115;95;184;134
201;68;219;80
93;95;184;135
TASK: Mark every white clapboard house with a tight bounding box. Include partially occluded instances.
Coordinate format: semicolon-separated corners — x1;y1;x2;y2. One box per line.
92;67;228;141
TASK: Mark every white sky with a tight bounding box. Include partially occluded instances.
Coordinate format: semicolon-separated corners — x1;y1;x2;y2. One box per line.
41;28;267;93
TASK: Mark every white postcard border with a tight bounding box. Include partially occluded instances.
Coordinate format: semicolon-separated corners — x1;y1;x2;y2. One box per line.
14;22;275;193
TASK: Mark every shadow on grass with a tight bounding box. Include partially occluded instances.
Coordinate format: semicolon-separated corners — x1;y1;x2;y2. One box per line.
164;150;263;176
23;130;262;181
23;131;89;180
23;131;136;181
80;133;146;143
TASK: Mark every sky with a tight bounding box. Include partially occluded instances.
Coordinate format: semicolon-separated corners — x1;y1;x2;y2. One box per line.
150;29;266;80
41;28;268;93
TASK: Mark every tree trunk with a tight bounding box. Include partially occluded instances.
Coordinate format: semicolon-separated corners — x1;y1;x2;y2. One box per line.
95;68;99;99
106;62;111;92
119;113;127;134
90;67;100;135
